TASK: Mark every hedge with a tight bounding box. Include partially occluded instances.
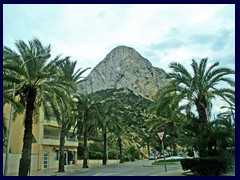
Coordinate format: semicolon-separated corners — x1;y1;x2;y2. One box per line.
180;157;228;176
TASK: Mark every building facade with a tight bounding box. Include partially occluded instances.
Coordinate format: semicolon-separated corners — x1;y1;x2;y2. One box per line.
3;105;78;175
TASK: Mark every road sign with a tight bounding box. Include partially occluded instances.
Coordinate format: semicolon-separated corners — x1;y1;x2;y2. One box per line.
152;149;157;155
156;131;166;142
156;130;167;172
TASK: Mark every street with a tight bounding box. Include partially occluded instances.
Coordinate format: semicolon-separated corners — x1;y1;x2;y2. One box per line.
61;159;183;176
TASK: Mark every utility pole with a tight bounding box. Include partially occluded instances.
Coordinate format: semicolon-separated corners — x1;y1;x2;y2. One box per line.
4;83;16;176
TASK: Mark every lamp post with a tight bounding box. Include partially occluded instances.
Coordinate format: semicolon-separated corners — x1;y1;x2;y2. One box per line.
145;134;150;156
3;52;50;176
4;83;15;176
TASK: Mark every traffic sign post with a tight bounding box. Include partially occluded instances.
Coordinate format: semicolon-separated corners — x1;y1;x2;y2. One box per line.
156;131;167;172
152;148;157;162
161;141;167;172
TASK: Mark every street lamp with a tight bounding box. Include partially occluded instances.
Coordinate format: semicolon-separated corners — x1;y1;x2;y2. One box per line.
145;134;150;155
3;52;51;176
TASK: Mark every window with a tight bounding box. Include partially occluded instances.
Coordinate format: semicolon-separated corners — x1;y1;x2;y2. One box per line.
54;150;59;160
43;152;48;169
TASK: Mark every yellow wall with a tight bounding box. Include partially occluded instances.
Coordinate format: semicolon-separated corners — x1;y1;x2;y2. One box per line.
4;104;41;154
3;104;79;174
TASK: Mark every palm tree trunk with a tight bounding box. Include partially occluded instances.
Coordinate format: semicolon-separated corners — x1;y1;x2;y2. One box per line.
18;89;36;176
117;137;123;163
172;138;177;156
58;123;66;172
195;98;208;124
82;128;89;168
195;98;213;156
102;126;107;165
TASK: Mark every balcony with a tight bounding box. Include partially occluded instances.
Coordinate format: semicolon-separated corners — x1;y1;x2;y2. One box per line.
43;135;78;147
43;118;59;127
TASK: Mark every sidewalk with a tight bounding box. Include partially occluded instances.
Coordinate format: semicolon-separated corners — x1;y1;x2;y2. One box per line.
34;159;120;176
7;159;119;176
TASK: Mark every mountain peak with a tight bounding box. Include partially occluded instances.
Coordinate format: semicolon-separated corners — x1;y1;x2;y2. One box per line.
78;46;169;99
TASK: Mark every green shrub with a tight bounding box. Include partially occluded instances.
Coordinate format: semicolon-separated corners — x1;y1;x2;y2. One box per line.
108;149;118;159
123;155;130;162
187;149;194;157
180;157;228;176
89;151;103;159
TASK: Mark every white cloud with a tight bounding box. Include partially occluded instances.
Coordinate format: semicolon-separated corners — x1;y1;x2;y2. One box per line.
3;4;235;82
3;4;235;120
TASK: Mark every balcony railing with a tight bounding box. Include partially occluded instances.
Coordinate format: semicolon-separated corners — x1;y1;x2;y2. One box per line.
43;135;59;140
66;137;78;142
43;135;78;142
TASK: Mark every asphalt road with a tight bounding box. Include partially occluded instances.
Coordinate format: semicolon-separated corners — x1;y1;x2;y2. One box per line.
62;159;183;176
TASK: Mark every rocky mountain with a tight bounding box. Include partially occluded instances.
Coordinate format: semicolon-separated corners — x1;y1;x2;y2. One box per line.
78;46;169;99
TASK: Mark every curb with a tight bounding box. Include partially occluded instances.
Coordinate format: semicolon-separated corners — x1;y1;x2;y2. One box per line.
151;170;185;176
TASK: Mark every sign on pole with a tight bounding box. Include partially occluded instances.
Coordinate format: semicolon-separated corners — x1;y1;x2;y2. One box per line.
156;131;166;142
156;130;167;172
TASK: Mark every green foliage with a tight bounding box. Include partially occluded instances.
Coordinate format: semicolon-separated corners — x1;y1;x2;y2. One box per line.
187;149;194;157
4;38;76;175
180;157;229;176
88;142;103;159
108;149;118;159
158;58;235;157
126;146;137;162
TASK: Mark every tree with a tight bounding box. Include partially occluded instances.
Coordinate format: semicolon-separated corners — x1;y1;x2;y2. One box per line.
152;92;183;156
55;59;89;172
92;88;153;163
74;94;103;168
97;101;115;165
3;38;69;176
163;58;235;156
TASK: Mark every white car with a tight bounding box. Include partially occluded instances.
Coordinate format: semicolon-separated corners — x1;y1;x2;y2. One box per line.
148;154;156;160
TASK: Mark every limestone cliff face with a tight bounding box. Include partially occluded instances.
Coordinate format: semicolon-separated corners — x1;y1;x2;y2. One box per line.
78;46;169;99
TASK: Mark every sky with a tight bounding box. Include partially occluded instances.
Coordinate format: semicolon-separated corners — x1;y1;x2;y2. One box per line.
3;4;235;116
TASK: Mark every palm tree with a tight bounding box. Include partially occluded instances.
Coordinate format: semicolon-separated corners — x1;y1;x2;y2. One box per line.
153;92;183;156
98;101;113;165
3;38;69;176
218;94;235;125
163;58;235;156
211;117;235;151
74;94;103;168
55;59;90;172
114;120;130;163
92;95;122;165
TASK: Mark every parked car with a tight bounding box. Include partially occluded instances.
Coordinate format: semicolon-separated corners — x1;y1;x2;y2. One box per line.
177;151;185;157
160;153;167;158
149;154;155;160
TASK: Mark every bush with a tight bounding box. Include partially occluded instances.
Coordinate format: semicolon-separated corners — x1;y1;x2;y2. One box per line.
108;149;118;159
123;155;130;162
89;151;103;159
187;149;194;157
180;157;228;176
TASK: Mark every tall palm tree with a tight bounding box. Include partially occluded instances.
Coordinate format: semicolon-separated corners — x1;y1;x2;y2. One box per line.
3;38;69;176
114;118;129;163
162;58;235;156
98;101;113;165
55;59;90;172
153;92;183;156
55;97;76;172
74;94;103;168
